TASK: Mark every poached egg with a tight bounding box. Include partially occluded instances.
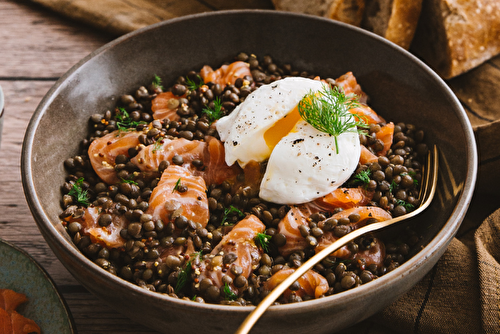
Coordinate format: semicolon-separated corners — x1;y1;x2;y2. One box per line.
215;77;361;204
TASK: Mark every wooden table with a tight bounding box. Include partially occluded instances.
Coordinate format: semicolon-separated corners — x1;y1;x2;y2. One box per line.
0;1;498;333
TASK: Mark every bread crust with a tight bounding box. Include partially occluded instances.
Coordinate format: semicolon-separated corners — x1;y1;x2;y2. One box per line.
327;0;365;26
385;0;423;50
271;0;335;16
412;0;500;79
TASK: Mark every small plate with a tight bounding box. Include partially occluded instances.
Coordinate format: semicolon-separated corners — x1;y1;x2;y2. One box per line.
0;238;76;333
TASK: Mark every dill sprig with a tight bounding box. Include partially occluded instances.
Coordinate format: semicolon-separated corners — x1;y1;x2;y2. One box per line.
120;178;138;185
352;169;371;188
202;97;224;123
172;178;182;193
255;232;272;253
115;107;147;130
175;252;202;294
185;75;204;91
221;205;244;226
396;200;415;212
223;282;238;301
152;136;164;153
152;74;163;90
68;177;90;207
298;85;368;154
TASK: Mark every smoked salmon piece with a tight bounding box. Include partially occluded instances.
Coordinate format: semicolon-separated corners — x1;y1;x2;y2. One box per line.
359;145;379;164
334;72;367;103
146;165;209;228
316;206;391;260
0;289;27;313
0;289;41;334
202;136;242;186
200;61;251;88
197;215;265;297
312;187;374;211
374;122;394;157
78;206;127;249
131;137;206;174
349;104;386;125
151;91;182;121
277;206;314;257
88;130;141;184
264;268;329;300
64;206;127;249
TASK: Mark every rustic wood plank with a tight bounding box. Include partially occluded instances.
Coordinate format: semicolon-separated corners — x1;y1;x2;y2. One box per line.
0;0;112;78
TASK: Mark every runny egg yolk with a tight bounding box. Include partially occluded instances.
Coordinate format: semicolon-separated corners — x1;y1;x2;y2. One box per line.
263;105;302;151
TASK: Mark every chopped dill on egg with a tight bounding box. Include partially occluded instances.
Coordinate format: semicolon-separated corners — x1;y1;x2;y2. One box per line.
68;177;90;207
202;97;224;123
298;85;368;154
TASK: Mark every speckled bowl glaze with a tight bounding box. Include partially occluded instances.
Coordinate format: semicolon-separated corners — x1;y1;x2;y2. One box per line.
22;10;477;334
0;239;76;333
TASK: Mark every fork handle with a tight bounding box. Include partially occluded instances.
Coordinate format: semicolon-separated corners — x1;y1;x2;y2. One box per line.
235;219;396;334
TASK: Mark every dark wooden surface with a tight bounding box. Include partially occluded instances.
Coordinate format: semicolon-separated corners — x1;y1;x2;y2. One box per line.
0;0;498;333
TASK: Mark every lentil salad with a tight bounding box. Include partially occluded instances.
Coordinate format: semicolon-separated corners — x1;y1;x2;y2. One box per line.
59;53;428;306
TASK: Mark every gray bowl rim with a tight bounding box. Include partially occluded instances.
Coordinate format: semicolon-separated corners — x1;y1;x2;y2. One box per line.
22;9;478;315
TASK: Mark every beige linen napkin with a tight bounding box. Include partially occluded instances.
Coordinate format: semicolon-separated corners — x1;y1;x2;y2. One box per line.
28;1;500;332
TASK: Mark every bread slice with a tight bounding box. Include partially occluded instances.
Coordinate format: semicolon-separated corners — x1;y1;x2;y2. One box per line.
411;0;500;79
271;0;336;17
362;0;423;50
327;0;365;27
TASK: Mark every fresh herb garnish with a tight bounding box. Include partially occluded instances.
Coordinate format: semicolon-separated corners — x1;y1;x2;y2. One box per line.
172;178;182;193
152;74;163;90
298;85;368;154
68;177;90;207
175;252;202;294
352;169;371;188
389;180;398;193
120;178;138;185
175;260;192;294
185;75;204;91
221;205;244;226
396;200;415;212
223;282;238;301
202;97;223;123
255;232;272;253
152;136;164;153
115;107;147;130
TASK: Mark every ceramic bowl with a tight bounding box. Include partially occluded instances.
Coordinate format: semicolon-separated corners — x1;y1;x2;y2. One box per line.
22;10;477;334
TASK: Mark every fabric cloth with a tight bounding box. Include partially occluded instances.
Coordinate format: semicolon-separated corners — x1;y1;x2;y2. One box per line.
28;1;500;333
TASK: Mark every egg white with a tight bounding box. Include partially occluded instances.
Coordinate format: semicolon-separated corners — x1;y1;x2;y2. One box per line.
259;120;361;204
215;77;324;167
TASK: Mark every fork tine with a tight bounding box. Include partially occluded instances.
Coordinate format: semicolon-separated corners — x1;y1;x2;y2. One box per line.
235;145;439;334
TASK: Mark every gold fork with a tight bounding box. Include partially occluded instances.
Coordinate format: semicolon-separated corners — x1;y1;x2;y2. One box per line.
236;145;439;334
